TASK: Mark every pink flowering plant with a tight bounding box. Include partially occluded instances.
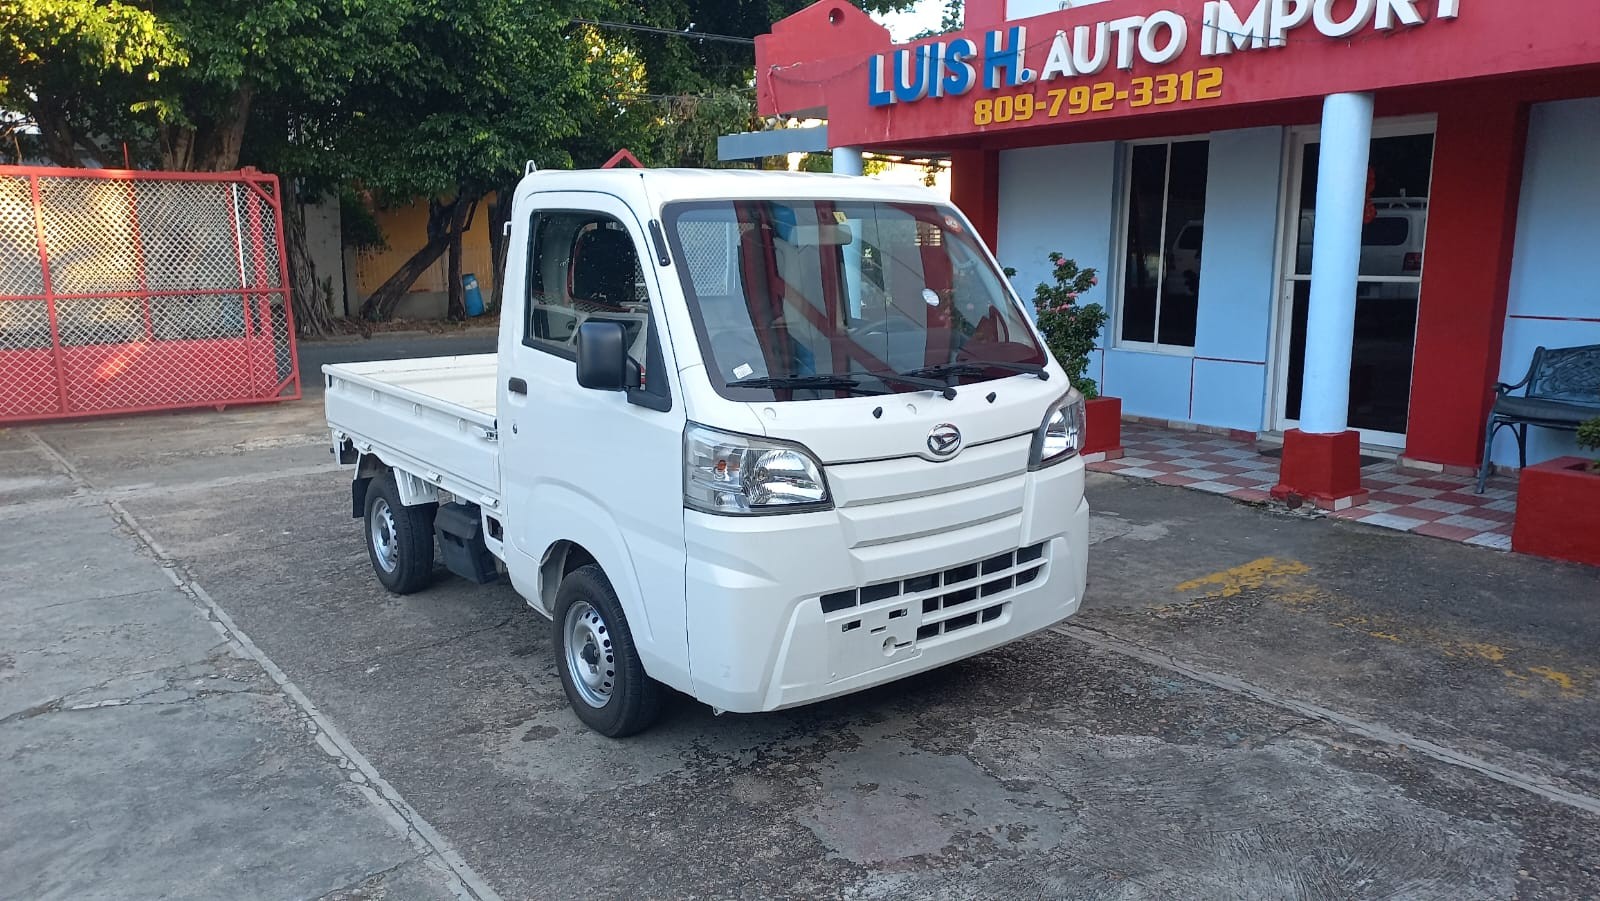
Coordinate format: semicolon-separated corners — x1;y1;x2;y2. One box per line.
1013;252;1108;399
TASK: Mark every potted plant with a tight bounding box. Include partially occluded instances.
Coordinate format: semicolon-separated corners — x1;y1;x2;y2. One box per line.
1012;253;1121;461
1511;417;1600;566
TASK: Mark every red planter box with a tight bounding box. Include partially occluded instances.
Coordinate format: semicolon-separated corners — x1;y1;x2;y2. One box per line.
1083;396;1122;460
1512;456;1600;567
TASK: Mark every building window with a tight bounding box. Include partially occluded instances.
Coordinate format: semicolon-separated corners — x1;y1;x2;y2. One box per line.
1118;139;1209;349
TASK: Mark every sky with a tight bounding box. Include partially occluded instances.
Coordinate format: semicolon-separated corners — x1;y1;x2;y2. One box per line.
873;0;949;42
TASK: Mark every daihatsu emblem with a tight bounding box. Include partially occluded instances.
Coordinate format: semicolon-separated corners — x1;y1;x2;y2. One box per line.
926;423;963;460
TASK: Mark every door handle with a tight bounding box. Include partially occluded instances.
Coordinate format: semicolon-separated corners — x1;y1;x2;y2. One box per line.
508;377;527;395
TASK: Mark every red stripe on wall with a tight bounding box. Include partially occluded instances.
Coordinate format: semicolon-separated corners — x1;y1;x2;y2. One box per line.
1193;356;1267;366
1188;358;1195;420
1507;314;1600;323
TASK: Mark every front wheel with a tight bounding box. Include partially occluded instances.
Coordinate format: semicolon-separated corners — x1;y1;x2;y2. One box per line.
552;564;663;737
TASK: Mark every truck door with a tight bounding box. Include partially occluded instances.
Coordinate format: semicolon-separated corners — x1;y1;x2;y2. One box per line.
496;189;689;683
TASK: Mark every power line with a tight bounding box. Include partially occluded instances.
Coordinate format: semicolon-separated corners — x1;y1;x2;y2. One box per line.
572;18;756;46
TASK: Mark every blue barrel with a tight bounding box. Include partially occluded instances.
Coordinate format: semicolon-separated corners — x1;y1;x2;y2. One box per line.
462;274;485;317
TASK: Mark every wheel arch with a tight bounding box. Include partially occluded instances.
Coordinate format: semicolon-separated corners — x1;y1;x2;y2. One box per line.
351;453;389;519
511;485;689;696
537;540;599;615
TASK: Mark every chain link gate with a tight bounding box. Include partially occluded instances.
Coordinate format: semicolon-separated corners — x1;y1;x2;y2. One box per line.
0;166;301;423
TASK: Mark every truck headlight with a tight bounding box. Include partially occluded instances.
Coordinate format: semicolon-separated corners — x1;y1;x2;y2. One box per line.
1029;390;1085;470
684;423;831;515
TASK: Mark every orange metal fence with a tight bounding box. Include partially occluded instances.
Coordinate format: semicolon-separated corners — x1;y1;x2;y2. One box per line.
0;165;300;423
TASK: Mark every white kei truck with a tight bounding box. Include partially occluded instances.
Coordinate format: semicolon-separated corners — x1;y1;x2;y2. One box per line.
324;167;1091;736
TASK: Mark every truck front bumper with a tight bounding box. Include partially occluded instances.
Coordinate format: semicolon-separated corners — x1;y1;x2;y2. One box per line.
683;459;1089;713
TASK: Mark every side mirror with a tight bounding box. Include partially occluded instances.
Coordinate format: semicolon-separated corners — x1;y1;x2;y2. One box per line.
575;320;639;391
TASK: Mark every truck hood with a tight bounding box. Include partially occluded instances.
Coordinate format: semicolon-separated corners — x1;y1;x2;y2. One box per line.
739;373;1067;464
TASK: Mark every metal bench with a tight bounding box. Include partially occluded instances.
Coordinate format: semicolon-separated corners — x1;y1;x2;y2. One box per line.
1478;343;1600;493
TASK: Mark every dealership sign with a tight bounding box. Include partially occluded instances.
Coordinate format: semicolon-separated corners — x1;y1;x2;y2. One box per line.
868;0;1461;107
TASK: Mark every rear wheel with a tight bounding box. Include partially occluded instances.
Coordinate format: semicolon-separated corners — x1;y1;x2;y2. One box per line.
553;564;662;737
364;472;437;594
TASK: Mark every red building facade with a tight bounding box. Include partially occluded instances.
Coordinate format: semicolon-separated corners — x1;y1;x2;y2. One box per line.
756;0;1600;499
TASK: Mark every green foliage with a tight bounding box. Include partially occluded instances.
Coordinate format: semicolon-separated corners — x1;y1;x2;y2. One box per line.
602;1;913;167
302;3;600;199
1025;253;1107;399
1578;418;1600;469
338;189;386;251
644;89;758;169
613;1;914;98
0;1;184;79
0;0;186;164
796;151;888;175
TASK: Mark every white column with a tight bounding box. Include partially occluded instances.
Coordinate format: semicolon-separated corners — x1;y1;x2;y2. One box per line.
833;146;864;176
1300;92;1374;435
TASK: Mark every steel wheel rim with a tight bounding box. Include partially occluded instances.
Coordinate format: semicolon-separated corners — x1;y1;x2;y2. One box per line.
563;600;615;708
370;497;399;573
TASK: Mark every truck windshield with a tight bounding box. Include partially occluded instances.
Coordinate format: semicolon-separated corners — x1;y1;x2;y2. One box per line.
663;199;1046;401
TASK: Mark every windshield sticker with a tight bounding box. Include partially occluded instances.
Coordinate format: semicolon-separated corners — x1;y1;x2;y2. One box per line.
922;288;941;307
734;363;754;379
942;215;963;233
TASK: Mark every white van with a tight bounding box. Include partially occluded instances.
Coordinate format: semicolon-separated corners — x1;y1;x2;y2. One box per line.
1296;197;1429;278
324;168;1091;736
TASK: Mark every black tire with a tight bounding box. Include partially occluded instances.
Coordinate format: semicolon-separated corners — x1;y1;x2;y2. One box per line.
363;472;437;595
552;564;663;737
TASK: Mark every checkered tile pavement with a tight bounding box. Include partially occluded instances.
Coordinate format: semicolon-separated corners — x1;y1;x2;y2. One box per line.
1088;422;1520;550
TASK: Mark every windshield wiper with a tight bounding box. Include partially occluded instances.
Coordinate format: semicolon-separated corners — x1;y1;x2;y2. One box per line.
869;370;958;400
902;361;1049;383
727;374;885;396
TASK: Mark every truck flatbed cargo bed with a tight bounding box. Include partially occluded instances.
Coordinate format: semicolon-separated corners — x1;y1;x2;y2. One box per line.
323;354;501;511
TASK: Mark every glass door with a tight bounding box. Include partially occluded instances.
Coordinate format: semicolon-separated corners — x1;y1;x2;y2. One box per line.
1274;123;1435;446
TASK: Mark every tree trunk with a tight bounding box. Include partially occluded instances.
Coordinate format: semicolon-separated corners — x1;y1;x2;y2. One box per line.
284;195;336;338
444;198;477;321
160;123;196;171
486;191;513;314
359;235;450;321
358;198;458;321
196;84;253;172
358;194;484;322
31;100;117;168
446;223;466;322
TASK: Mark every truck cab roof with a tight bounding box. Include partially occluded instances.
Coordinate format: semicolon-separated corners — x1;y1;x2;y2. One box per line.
521;167;947;206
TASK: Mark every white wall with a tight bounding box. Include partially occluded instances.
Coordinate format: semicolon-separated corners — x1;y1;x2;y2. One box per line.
303;196;348;317
997;142;1118;393
1494;97;1600;466
997;129;1285;428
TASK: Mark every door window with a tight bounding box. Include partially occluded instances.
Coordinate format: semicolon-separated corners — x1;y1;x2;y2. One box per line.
524;211;650;360
1283;131;1434;438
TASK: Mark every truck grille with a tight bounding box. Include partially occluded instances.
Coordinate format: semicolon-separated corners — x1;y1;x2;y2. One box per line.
820;542;1047;639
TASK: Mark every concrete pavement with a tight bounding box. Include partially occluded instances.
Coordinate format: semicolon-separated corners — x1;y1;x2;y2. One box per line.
3;334;1599;898
0;430;475;900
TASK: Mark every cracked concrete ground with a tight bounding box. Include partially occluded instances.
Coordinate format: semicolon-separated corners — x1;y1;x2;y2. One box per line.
3;334;1599;899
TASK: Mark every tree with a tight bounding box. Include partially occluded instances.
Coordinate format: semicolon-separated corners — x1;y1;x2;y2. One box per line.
2;1;927;327
3;1;410;172
2;0;414;334
334;9;643;321
604;1;917;167
0;1;185;166
1;0;628;327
